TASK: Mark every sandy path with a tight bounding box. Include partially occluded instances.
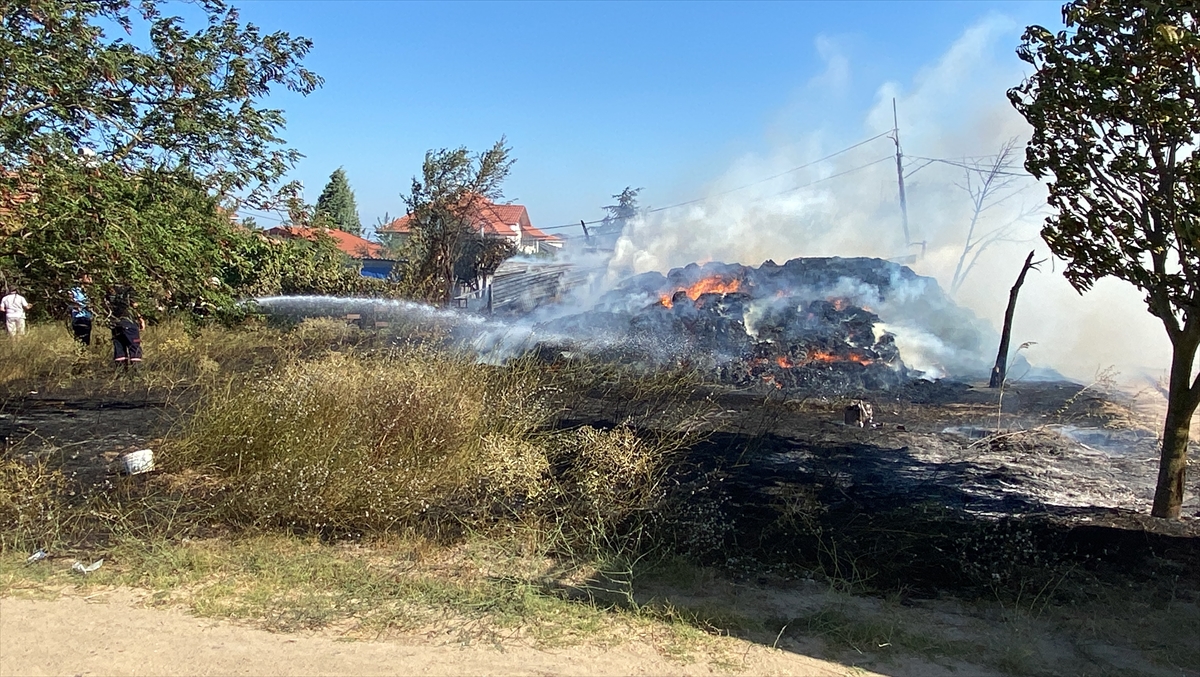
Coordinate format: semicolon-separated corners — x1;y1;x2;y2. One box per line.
0;593;878;677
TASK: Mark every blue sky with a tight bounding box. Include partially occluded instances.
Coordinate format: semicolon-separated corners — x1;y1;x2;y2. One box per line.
233;1;1064;233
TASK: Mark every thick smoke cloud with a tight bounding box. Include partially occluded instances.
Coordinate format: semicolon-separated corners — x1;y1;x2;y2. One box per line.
605;15;1172;385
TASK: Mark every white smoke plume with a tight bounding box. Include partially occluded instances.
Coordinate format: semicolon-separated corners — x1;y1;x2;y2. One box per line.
605;15;1172;385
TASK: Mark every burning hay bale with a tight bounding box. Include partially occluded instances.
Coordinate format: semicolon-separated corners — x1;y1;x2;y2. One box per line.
537;256;993;393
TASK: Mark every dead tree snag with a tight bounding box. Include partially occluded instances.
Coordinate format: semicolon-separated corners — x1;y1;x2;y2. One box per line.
990;251;1042;388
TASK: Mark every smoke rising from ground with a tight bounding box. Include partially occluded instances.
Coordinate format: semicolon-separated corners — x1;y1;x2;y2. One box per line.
604;15;1172;385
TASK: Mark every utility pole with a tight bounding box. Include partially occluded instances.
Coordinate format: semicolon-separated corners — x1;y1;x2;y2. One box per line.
891;98;912;247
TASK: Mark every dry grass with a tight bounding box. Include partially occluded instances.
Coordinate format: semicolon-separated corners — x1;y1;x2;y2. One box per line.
0;323;91;387
160;346;701;565
1;319;707;561
0;319;296;396
166;348;550;534
0;455;72;552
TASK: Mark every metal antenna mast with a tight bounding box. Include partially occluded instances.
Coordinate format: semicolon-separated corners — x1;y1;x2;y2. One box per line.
891;98;912;247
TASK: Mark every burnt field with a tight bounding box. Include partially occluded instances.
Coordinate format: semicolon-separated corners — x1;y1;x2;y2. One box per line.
7;255;1199;607
519;256;1200;600
553;376;1200;597
6;364;1197;601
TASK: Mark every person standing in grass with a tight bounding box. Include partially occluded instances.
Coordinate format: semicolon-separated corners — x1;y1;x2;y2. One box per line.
0;286;31;338
108;287;144;367
68;275;94;345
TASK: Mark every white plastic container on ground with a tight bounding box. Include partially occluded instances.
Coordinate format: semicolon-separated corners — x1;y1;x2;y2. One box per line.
120;449;155;475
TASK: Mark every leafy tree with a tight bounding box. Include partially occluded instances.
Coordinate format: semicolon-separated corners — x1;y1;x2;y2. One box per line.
1;156;241;319
315;167;362;235
0;157;380;321
397;139;515;305
0;0;322;207
223;226;385;299
1009;0;1200;518
0;0;335;319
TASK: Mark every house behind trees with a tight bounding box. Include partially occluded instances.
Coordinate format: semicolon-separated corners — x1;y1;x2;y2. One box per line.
265;225;395;278
378;198;563;256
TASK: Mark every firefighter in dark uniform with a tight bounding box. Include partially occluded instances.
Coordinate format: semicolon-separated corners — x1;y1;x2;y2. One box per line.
108;288;145;367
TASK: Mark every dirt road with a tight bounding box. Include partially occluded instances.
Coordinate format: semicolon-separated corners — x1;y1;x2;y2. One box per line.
0;592;893;677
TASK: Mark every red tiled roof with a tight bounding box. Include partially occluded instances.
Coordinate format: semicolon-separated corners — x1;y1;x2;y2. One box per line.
380;198;562;243
0;173;36;236
265;226;387;259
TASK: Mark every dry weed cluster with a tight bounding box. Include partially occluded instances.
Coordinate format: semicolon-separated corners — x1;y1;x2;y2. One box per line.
0;456;71;552
170;349;703;562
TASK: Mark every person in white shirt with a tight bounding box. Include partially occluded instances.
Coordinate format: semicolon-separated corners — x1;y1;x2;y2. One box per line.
0;287;32;337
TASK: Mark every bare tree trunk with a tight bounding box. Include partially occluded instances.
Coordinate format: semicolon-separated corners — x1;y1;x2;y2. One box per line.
990;251;1037;388
437;241;455;307
1151;333;1200;519
950;207;982;296
442;258;454;307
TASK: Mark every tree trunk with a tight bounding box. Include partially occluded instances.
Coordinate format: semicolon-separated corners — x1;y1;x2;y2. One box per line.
989;251;1037;388
439;246;455;307
1151;335;1200;519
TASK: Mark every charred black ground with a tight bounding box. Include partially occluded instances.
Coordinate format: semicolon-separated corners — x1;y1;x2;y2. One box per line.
557;376;1200;600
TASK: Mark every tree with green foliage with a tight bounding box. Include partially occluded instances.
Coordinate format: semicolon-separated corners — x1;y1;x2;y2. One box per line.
1009;0;1200;518
0;0;329;314
397;139;515;306
224;225;385;300
0;158;378;321
1;159;238;319
315;168;362;235
0;0;321;206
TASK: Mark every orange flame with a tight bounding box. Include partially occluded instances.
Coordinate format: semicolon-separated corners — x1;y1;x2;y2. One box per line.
776;355;794;368
660;276;742;308
827;298;874;313
803;349;874;366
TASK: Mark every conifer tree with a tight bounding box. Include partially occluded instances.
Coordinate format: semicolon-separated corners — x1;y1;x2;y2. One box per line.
315;167;362;235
